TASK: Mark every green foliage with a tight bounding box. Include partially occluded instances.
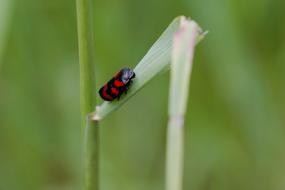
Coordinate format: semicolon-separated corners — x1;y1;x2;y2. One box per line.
0;0;13;65
1;0;285;190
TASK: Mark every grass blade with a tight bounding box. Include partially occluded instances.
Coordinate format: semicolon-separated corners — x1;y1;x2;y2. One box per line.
92;16;205;121
166;17;200;190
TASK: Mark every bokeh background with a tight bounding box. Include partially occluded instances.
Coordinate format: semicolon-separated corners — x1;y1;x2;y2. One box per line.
1;0;285;190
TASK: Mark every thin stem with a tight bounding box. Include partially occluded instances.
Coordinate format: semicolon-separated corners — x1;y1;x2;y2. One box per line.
166;18;199;190
165;116;184;190
76;0;98;189
84;115;99;190
76;0;95;124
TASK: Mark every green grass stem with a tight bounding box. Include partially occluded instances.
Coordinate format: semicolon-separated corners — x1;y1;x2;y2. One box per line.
166;18;200;190
76;0;98;189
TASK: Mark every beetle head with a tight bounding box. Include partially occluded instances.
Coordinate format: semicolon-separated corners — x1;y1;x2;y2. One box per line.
121;68;135;83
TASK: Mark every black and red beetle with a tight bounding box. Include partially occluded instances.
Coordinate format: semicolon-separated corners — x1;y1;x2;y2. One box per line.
99;68;136;101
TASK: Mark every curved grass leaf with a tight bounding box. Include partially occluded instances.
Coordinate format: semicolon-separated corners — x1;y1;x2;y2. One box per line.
92;16;206;120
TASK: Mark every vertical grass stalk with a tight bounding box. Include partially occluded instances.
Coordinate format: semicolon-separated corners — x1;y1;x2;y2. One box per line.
76;0;98;189
166;18;200;190
84;115;99;190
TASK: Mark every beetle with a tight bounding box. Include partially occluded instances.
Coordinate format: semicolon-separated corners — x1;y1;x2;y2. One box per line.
99;68;136;101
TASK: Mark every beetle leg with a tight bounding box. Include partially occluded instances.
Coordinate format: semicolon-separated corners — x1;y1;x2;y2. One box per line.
124;82;132;94
124;86;129;94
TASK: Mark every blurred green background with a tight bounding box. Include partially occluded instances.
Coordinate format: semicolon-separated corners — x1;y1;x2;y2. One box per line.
1;0;285;190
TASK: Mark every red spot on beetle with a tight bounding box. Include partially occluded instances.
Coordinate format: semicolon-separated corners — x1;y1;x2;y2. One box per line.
114;80;124;87
111;87;119;95
100;85;113;101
